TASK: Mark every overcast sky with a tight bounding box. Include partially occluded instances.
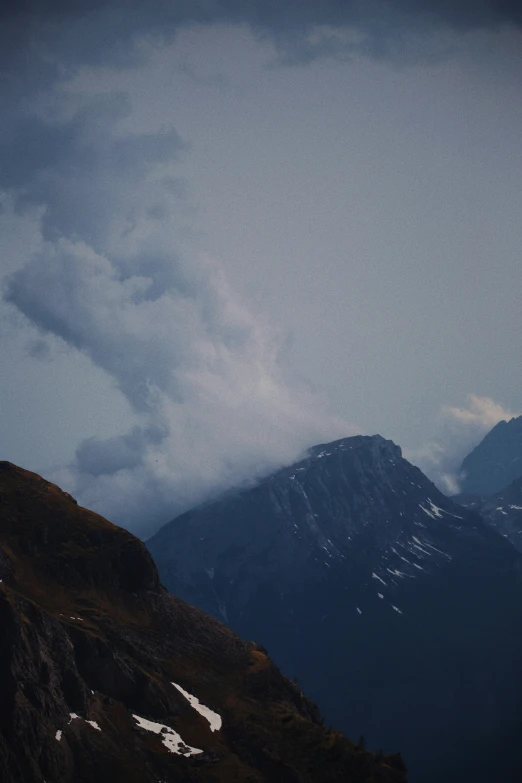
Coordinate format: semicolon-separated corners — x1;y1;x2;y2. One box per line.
1;2;521;535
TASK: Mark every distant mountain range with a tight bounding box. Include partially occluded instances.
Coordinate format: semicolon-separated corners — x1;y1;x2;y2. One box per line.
459;415;522;495
454;415;522;552
148;435;522;783
0;460;406;783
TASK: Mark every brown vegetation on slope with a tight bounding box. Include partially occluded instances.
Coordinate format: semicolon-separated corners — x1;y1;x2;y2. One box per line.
0;461;406;782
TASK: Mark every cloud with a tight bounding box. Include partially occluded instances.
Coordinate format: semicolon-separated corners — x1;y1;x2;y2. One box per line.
405;439;467;495
1;87;355;532
1;1;522;77
75;425;166;476
5;235;353;534
0;93;186;248
442;393;519;429
0;50;355;536
406;394;520;494
2;1;520;531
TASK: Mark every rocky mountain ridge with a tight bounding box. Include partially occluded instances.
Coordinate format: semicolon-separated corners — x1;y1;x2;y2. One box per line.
452;416;522;552
458;414;522;495
0;460;406;783
148;435;522;783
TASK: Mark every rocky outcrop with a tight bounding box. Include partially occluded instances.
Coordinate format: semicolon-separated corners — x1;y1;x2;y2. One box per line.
0;460;406;783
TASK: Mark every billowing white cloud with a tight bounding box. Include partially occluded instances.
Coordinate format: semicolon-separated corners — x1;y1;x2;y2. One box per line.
5;235;354;535
443;393;519;429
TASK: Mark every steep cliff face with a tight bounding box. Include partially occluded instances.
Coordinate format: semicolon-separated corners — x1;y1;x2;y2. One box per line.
148;436;522;783
0;460;406;783
459;415;522;495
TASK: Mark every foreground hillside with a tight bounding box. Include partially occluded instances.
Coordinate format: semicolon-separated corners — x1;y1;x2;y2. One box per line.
0;460;406;783
149;435;522;783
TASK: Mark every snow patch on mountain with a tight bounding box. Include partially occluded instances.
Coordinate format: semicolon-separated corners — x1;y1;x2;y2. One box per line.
132;714;203;756
171;683;222;732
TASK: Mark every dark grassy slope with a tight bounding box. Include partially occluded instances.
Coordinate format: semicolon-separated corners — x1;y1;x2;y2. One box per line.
149;436;522;783
0;460;406;783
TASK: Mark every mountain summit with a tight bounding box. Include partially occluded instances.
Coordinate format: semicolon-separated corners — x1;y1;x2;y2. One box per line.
148;435;522;783
459;414;522;495
0;460;406;783
454;416;522;550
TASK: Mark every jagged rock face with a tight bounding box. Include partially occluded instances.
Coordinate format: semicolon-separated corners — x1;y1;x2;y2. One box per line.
148;436;522;783
455;474;522;552
0;461;406;783
459;415;522;495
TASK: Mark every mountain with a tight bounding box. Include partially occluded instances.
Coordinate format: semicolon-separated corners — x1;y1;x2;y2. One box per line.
454;473;522;553
148;435;522;783
458;415;522;495
453;415;522;552
0;460;407;783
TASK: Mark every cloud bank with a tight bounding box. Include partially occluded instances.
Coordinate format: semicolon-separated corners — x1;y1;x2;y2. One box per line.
2;92;353;535
2;0;522;77
6;237;352;535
